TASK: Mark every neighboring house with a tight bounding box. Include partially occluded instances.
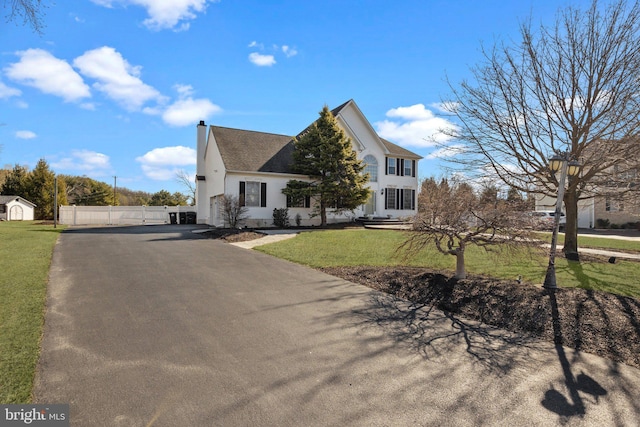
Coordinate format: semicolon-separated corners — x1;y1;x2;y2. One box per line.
196;99;422;227
592;164;640;227
535;162;640;228
0;195;36;221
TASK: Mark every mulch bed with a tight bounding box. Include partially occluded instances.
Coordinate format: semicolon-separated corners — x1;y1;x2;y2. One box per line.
201;228;265;243
321;266;640;369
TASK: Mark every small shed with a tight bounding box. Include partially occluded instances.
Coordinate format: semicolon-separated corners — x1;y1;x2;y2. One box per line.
0;196;36;221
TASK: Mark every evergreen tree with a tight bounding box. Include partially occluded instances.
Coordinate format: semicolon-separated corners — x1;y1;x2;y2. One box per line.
62;175;115;206
149;190;189;206
283;105;370;226
21;159;66;219
0;164;30;196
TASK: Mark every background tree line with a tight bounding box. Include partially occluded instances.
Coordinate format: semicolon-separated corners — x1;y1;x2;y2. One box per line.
0;160;190;220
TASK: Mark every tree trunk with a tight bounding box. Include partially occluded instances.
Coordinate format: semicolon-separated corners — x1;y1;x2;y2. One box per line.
320;200;327;226
563;186;579;259
454;248;466;279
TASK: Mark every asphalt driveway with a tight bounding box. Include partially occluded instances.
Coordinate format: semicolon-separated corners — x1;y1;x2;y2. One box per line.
34;225;640;426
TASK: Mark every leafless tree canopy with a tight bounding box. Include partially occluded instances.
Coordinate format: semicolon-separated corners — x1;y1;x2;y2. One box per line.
443;0;640;253
402;178;537;279
176;169;196;206
4;0;47;33
220;194;249;228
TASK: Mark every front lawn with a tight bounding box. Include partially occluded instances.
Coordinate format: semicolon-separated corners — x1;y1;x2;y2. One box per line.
0;221;65;403
256;229;640;299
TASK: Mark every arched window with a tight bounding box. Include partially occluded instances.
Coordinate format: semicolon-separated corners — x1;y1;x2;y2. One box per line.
363;155;378;182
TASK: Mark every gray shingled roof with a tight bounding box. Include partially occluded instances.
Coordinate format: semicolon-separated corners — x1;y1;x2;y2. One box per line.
0;195;36;206
211;126;296;174
381;138;422;159
211;101;421;174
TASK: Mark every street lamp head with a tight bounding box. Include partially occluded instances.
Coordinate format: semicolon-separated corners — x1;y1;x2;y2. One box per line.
567;159;581;177
548;154;564;172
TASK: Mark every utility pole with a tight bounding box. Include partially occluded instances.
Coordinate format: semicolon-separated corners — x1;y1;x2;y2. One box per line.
53;176;58;228
113;176;117;206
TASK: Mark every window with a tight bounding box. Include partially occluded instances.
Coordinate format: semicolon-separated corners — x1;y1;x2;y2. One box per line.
605;197;624;212
385;188;416;210
0;204;5;214
402;189;415;210
363;155;378;182
386;157;416;177
240;181;267;207
387;158;396;175
404;160;413;177
385;188;396;209
287;195;311;208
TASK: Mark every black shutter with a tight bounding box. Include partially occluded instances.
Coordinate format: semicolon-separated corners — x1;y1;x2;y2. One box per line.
385;157;389;175
396;158;401;176
411;189;416;210
305;196;311;208
398;189;403;210
400;159;405;176
260;182;267;207
412;160;416;177
239;181;246;206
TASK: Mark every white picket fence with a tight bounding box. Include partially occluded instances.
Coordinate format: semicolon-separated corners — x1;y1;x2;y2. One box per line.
59;205;197;226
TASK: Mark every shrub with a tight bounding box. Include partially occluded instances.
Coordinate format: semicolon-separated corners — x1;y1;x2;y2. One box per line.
273;208;290;228
295;213;302;227
596;218;610;228
220;194;249;228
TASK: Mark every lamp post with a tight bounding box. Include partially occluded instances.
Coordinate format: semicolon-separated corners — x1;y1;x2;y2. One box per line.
543;152;581;289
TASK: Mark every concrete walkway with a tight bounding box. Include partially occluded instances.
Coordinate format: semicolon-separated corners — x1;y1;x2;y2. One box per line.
230;230;299;249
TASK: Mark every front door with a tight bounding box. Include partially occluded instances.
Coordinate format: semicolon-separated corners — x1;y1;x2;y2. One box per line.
10;205;23;220
364;192;376;216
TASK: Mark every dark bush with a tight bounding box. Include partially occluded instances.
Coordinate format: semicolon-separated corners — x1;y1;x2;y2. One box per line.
273;208;290;228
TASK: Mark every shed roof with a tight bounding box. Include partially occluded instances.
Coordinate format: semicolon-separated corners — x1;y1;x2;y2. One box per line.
0;195;36;207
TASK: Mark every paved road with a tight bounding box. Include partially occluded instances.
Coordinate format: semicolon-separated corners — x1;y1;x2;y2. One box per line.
34;225;640;426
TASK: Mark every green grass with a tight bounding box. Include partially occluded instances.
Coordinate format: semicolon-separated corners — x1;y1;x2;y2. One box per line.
256;229;640;299
0;221;66;403
535;232;640;253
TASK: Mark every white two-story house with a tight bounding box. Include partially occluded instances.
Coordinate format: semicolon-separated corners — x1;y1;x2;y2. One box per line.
195;99;422;227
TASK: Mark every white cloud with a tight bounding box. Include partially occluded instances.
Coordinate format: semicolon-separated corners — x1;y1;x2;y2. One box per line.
425;144;466;160
282;45;298;58
73;46;165;111
51;150;112;174
0;81;21;99
15;130;36;139
159;84;221;126
91;0;214;31
374;103;458;148
173;83;194;98
136;146;196;180
248;52;276;67
4;49;91;103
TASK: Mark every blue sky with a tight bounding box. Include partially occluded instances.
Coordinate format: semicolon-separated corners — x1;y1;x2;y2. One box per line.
1;0;581;194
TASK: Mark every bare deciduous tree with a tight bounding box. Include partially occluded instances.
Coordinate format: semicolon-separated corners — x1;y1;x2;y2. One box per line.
220;194;249;228
5;0;48;34
443;0;640;257
402;178;537;279
176;169;196;206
